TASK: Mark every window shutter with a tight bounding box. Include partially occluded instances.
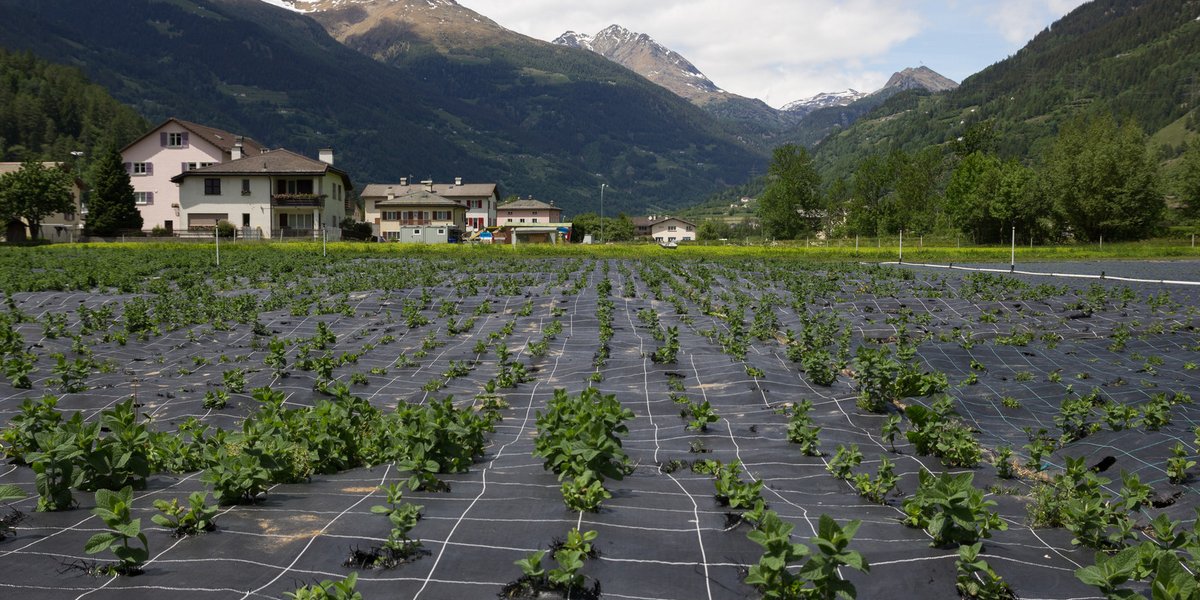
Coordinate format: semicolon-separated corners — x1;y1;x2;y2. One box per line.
145;162;153;176
160;132;168;147
181;132;189;148
181;162;188;174
123;162;132;173
146;192;154;205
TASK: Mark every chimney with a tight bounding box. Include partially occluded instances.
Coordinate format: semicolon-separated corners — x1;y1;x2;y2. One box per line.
422;179;434;193
318;148;334;165
454;176;462;186
231;137;243;161
400;176;408;186
386;186;394;201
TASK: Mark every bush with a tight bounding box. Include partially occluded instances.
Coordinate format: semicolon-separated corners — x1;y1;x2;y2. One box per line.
216;220;235;239
340;218;373;241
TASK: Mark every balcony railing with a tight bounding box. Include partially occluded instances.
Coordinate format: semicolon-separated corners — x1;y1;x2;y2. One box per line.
383;219;433;226
271;193;325;207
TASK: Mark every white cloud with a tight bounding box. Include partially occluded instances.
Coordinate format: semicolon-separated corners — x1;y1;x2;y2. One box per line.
457;0;1083;107
983;0;1088;44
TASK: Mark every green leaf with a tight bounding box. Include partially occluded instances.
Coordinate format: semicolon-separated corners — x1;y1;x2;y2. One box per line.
84;532;117;554
0;484;26;503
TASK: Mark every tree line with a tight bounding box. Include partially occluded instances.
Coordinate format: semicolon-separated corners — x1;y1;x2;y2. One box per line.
748;112;1195;244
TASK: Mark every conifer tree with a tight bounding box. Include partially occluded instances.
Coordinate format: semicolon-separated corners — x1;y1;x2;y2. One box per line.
85;146;142;236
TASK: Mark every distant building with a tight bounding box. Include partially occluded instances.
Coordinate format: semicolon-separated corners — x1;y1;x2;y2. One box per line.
367;177;498;232
360;182;467;243
497;197;562;224
0;162;85;242
649;217;697;243
121;118;265;233
494;197;569;244
170;147;352;239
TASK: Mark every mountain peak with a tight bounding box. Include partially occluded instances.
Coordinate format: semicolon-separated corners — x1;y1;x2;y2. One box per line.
257;0;458;14
553;24;725;101
883;66;958;92
781;89;868;115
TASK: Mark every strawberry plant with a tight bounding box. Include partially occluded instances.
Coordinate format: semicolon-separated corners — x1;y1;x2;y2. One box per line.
684;399;719;431
504;529;600;599
285;573;362;600
903;470;1006;547
712;460;765;509
956;542;1016;599
852;457;897;504
369;482;424;565
826;444;863;480
746;511;868;600
0;484;26;540
84;486;149;575
152;491;218;536
1167;442;1194;484
29;428;84;511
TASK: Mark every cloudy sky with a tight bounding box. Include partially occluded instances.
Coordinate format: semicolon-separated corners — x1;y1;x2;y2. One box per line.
456;0;1089;108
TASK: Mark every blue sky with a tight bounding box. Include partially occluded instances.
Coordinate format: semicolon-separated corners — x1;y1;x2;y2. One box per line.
457;0;1088;107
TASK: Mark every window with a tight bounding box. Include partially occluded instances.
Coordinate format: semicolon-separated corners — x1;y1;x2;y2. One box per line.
437;229;445;235
532;218;538;223
433;210;451;221
204;178;221;195
519;218;526;223
686;226;694;232
383;211;400;221
132;162;149;175
241;179;251;195
64;212;74;221
669;237;676;242
185;162;216;171
412;229;421;236
385;231;402;240
532;211;538;215
167;132;185;148
667;225;677;232
134;192;154;205
275;179;314;195
242;213;250;227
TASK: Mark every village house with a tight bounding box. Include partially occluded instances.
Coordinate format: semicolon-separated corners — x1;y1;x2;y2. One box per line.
360;182;467;243
0;162;86;242
170;146;352;239
649;216;697;243
368;177;498;233
492;197;569;244
121;118;265;234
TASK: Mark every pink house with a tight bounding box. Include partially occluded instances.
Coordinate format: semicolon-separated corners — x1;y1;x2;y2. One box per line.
120;118;264;233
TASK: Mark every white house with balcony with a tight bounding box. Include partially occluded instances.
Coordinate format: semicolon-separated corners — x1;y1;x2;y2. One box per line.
121;118;265;233
170;147;352;239
363;177;497;233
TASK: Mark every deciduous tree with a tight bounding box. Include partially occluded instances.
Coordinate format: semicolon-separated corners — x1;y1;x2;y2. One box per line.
757;144;821;239
1043;114;1162;241
0;160;74;240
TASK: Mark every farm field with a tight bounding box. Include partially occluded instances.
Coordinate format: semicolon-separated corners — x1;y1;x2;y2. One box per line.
0;245;1199;599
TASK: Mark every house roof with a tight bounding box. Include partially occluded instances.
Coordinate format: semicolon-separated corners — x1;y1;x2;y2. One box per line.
373;190;466;208
169;149;353;189
361;182;497;199
651;216;697;228
498;198;559;211
122;117;266;155
0;162;86;188
0;161;59;174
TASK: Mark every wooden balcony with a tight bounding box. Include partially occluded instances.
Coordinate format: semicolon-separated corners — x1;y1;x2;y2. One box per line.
270;193;324;208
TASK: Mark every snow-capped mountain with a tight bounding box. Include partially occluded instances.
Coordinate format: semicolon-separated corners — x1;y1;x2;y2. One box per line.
552;24;725;103
781;89;868;116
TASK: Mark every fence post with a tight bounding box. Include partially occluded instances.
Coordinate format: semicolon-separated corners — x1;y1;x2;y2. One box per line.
898;230;903;264
1010;226;1015;272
